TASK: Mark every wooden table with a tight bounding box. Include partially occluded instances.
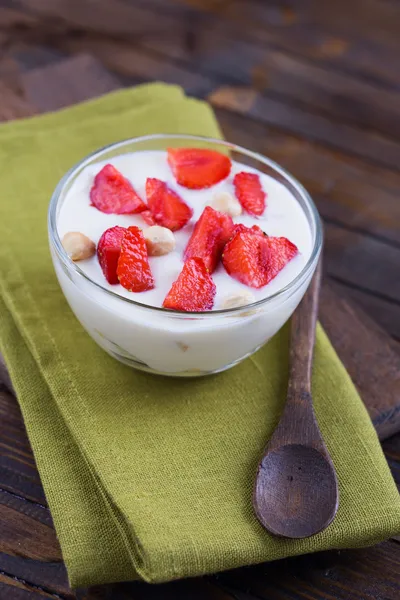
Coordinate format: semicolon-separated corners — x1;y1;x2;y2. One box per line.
0;1;400;598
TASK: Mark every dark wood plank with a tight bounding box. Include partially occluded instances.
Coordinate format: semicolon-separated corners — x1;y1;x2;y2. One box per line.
0;388;48;505
8;0;400;91
22;53;121;110
323;222;400;303
0;503;61;561
0;554;73;599
0;576;62;600
4;3;400;170
331;280;400;341
0;489;52;528
0;5;38;28
0;81;36;120
9;0;400;144
59;36;214;97
13;0;162;37
118;578;237;600
214;540;400;600
320;285;400;440
138;0;400;90
174;0;400;50
121;17;400;140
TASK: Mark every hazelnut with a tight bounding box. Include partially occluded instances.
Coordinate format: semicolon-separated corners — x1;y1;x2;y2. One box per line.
62;232;96;261
144;226;176;256
209;191;242;217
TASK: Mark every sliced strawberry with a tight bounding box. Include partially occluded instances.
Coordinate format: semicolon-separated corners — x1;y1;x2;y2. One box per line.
220;212;235;246
141;209;156;226
117;226;154;292
265;237;298;284
233;171;266;216
163;257;216;311
167;147;231;189
184;206;234;273
222;230;270;288
97;226;126;284
233;223;265;237
223;228;298;288
90;164;146;214
146;178;193;231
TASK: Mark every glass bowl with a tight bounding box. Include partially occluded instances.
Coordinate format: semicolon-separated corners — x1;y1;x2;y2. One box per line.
48;134;322;377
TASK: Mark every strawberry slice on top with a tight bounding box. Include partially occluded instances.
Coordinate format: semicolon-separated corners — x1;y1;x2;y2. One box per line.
233;171;266;216
90;164;146;214
146;178;193;231
163;257;216;312
222;228;270;289
223;226;298;288
184;206;234;273
97;225;127;284
265;237;298;284
167;148;232;189
117;226;154;292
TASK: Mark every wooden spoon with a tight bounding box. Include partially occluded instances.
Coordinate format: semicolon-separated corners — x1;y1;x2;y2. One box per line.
253;260;339;538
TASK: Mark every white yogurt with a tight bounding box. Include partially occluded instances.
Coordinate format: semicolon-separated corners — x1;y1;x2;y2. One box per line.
53;150;315;375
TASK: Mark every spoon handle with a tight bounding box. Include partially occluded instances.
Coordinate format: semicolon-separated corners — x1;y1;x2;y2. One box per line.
268;258;323;450
289;259;322;396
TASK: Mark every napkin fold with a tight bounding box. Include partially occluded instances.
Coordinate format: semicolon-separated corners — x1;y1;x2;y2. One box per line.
0;83;399;588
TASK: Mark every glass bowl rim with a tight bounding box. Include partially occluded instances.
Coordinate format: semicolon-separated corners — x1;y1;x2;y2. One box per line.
48;133;323;317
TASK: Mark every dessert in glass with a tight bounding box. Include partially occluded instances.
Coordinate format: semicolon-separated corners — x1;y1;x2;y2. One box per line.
48;134;322;377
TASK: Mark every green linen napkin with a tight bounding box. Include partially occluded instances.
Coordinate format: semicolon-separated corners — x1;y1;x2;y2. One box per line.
0;83;399;588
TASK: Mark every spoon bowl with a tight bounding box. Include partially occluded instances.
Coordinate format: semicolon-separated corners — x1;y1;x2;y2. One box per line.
254;444;338;538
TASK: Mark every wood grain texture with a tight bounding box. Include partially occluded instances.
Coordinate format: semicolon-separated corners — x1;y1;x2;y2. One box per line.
5;0;400;169
0;554;72;599
0;3;399;598
3;3;400;172
0;81;36;120
320;286;400;439
22;54;121;111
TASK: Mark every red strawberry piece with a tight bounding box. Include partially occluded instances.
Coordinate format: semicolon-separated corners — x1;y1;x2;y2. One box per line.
167;147;231;189
117;226;154;292
222;230;270;288
146;178;193;231
90;164;146;214
223;228;298;288
184;206;234;273
97;226;126;284
163;257;216;311
233;171;266;216
141;209;156;226
233;223;265;237
264;237;298;284
220;212;235;246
